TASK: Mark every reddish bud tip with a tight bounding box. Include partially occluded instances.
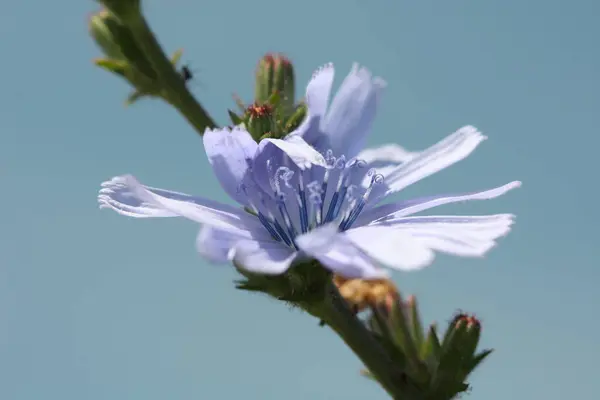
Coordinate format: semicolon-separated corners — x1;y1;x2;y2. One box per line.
452;311;481;329
247;103;273;117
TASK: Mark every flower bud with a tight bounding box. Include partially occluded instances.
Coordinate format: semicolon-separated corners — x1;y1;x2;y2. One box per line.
89;9;156;81
89;10;126;60
451;313;481;358
246;103;275;141
254;53;295;115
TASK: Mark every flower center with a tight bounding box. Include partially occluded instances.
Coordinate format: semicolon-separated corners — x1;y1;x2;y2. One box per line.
245;150;384;249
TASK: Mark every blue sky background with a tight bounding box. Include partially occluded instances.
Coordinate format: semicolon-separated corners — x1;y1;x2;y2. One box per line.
1;0;598;399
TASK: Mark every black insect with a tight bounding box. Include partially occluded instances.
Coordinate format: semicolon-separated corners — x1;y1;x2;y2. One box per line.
179;64;206;89
180;65;193;82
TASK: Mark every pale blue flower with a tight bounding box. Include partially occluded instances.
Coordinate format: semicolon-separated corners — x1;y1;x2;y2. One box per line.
98;64;521;279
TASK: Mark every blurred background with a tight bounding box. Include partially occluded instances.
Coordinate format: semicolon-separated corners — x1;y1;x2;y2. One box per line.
1;0;598;398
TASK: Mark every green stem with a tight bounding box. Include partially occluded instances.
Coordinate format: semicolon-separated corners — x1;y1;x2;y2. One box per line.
306;283;422;399
126;13;217;134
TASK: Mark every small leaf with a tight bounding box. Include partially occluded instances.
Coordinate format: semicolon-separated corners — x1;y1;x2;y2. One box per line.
228;110;244;126
464;349;493;375
94;58;128;78
125;90;146;106
360;369;378;382
408;296;425;350
284;103;306;133
170;48;183;66
100;13;157;80
389;301;421;368
421;324;442;366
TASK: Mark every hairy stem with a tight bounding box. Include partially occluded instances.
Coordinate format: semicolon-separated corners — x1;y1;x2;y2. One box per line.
305;282;422;399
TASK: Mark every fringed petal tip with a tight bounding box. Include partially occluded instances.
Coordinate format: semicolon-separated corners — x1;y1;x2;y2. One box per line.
348;62;387;88
310;62;334;79
203;125;250;136
96;174;167;218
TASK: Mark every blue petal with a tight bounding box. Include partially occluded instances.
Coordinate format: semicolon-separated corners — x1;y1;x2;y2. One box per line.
323;64;386;159
203;126;258;205
354;181;521;227
295;224;389;279
356;144;416;177
99;175;264;237
195;226;247;263
305;63;335;120
260;134;328;170
232;239;297;274
344;225;435;271
295;63;335;151
363;214;516;258
375;126;487;201
347;144;418;191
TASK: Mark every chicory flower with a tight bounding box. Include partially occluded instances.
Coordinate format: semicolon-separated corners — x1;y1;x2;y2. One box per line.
98;64;520;279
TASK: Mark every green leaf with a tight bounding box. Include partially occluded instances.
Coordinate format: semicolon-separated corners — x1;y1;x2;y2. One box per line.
101;14;157;81
360;369;378;382
94;58;128;78
408;296;425;350
170;48;183;66
389;302;421;369
228;110;244;126
464;349;493;376
421;324;442;367
284;103;306;133
125;90;147;106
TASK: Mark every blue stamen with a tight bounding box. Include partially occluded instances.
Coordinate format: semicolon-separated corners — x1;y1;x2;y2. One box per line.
257;212;281;241
297;175;309;234
340;173;383;231
272;216;293;247
261;149;383;249
277;197;297;242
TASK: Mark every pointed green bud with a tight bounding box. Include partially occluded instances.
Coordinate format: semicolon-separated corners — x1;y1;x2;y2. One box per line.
254;53;295;115
246;103;276;141
461;315;482;359
430;313;478;394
